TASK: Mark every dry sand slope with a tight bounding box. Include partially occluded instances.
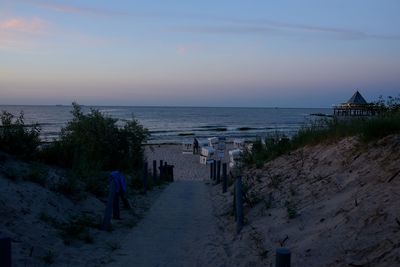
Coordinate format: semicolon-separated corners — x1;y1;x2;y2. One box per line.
0;157;164;267
212;134;400;267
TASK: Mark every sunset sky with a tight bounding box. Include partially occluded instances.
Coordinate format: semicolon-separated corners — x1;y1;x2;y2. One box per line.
1;0;399;107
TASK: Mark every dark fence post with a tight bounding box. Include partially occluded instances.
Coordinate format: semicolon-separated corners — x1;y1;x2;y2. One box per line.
222;163;227;193
210;161;214;180
101;181;116;230
216;160;221;184
159;160;164;181
143;162;149;192
170;165;174;182
213;160;217;181
0;237;11;267
276;248;291;267
235;176;244;234
233;178;236;221
153;160;157;183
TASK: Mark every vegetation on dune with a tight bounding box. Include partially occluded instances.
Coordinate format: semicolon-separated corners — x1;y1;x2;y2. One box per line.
0;111;40;159
40;103;149;175
0;102;152;198
244;96;400;167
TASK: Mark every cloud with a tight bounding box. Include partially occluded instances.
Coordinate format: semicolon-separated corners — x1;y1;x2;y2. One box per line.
170;16;400;41
0;17;48;33
171;25;276;35
175;44;204;55
0;17;49;51
19;0;128;17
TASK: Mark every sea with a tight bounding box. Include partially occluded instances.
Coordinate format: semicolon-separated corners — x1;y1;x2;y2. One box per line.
0;105;332;144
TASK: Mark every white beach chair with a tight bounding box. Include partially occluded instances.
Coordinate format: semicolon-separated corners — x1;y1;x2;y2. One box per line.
200;146;216;165
208;137;218;148
234;138;245;149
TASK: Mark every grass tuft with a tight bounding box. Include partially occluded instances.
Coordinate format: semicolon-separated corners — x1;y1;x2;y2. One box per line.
243;111;400;167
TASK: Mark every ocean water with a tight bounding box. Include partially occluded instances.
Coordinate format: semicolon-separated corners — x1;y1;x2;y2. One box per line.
0;105;332;144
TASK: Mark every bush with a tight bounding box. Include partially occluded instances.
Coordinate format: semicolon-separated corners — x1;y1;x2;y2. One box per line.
0;111;40;158
40;103;149;176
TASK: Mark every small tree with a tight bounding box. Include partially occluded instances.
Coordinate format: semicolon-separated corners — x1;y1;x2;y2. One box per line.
41;103;149;176
0;111;40;158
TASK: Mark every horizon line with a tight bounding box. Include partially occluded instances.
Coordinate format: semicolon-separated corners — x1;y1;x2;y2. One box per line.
0;103;331;109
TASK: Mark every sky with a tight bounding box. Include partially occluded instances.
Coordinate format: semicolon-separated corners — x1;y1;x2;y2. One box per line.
0;0;399;107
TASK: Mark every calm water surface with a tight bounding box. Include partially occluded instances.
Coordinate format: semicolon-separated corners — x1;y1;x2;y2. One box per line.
0;105;331;144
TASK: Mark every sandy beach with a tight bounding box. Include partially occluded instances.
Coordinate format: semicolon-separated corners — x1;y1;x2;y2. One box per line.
144;143;236;181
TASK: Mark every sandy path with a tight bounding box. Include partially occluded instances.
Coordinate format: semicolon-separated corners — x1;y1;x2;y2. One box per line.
107;181;227;267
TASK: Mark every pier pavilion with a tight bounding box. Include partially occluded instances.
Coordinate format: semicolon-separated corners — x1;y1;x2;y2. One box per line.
333;91;379;117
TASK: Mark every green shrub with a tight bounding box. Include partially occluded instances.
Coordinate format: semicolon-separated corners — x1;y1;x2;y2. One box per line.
40;103;149;176
0;111;40;158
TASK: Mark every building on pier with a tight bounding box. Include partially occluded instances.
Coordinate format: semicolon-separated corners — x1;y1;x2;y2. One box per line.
333;91;379;117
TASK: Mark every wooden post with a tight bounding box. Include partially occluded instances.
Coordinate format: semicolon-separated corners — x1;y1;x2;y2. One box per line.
143;162;148;192
101;180;116;231
210;162;214;180
276;248;291;267
213;160;217;181
153;160;157;183
216;160;221;184
233;179;236;221
159;160;163;181
222;163;227;193
235;176;244;234
0;238;11;267
170;165;174;182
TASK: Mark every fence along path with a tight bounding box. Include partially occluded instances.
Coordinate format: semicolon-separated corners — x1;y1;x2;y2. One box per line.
107;180;227;267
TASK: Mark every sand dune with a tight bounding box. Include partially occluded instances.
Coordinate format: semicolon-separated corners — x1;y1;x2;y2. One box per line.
211;134;400;266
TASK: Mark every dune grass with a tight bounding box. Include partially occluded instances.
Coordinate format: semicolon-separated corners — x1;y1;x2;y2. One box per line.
244;111;400;167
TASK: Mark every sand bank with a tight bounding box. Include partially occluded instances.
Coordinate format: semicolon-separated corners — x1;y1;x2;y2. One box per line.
210;134;400;266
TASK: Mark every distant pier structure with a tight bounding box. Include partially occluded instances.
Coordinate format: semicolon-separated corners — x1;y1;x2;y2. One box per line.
333;91;378;117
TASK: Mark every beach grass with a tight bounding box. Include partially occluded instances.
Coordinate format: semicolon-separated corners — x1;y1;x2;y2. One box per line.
244;111;400;166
